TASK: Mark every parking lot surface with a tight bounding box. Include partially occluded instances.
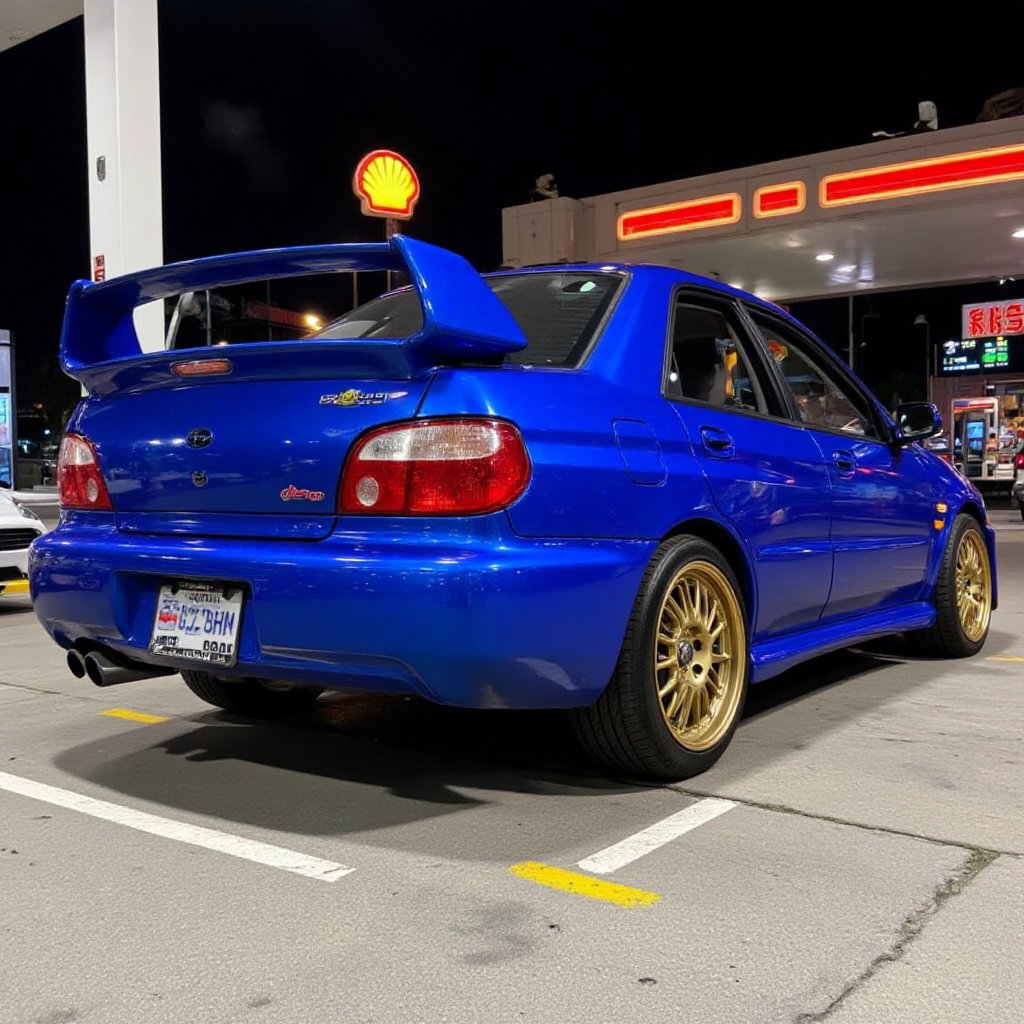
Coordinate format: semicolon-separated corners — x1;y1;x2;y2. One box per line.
1;511;1021;1024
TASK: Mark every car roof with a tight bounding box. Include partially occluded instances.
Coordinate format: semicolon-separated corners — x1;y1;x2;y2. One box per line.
484;261;788;319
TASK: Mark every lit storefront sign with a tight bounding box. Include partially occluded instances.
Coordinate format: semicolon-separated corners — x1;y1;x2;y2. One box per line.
962;299;1024;338
941;339;981;374
940;335;1022;376
753;181;806;218
352;149;420;220
820;143;1024;207
617;193;741;241
613;143;1024;245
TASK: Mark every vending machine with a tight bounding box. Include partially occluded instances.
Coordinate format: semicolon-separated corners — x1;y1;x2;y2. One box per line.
951;396;1016;496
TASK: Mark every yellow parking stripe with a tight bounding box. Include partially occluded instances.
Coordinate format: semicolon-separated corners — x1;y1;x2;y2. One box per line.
986;656;1024;663
0;579;30;596
101;708;169;725
509;861;660;908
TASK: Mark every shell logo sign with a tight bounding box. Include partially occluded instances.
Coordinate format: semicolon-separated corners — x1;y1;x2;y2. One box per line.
353;149;420;220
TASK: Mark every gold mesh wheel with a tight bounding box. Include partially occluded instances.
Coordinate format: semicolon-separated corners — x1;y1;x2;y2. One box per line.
955;529;991;643
653;560;745;752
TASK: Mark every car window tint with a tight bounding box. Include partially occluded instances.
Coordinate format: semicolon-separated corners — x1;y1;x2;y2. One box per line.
313;291;423;340
668;303;764;414
752;316;879;439
314;272;622;368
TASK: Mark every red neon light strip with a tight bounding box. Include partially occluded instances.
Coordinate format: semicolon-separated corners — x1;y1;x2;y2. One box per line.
821;144;1024;206
753;182;806;218
618;194;741;240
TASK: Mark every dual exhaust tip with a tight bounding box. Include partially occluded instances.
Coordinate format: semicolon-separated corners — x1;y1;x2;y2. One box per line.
66;648;174;687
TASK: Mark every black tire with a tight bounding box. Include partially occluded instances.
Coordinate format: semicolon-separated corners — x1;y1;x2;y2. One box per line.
181;670;323;716
571;535;749;780
1019;503;1024;523
908;513;992;658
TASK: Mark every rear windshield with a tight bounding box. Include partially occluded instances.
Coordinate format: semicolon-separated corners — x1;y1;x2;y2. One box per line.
313;271;622;367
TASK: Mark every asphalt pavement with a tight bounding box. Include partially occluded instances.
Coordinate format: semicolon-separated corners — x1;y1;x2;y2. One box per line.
0;510;1021;1024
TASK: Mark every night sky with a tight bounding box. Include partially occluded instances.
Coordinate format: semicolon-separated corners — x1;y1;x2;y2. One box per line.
0;0;1020;421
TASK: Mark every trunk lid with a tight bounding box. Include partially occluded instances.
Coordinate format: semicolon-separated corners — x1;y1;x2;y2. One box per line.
73;358;430;537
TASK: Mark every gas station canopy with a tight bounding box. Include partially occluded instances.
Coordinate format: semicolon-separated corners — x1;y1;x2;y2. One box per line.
0;0;81;52
502;116;1024;303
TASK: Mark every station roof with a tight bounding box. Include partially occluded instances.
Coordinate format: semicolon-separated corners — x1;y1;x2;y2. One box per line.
504;116;1024;303
0;0;80;53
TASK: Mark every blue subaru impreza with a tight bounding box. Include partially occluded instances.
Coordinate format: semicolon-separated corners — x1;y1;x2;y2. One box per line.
30;236;997;779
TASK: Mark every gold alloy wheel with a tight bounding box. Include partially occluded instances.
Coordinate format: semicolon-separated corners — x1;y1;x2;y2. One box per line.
654;561;745;752
955;530;992;642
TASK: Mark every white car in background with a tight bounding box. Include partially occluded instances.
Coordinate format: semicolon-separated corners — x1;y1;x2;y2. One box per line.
0;487;47;596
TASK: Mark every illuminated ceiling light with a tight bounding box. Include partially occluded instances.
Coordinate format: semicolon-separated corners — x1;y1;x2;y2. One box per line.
820;143;1024;207
617;193;741;241
815;252;835;262
1013;228;1024;239
753;181;806;218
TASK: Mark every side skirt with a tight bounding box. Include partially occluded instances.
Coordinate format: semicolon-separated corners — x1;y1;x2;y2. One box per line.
750;601;936;684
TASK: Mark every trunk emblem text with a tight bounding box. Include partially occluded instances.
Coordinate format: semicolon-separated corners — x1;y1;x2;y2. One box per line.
281;484;326;502
320;389;408;407
186;428;213;449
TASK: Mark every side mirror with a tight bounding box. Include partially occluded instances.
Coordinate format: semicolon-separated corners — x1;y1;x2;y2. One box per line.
894;402;942;444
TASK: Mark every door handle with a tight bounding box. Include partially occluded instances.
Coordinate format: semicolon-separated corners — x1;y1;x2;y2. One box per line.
701;427;735;457
833;449;857;477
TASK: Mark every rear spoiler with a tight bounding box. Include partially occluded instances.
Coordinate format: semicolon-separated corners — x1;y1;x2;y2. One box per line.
60;235;527;382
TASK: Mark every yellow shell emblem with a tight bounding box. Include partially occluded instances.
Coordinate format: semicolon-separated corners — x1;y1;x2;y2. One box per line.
353;149;420;219
338;389;360;406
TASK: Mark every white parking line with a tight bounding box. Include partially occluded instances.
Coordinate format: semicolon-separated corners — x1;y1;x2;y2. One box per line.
0;770;354;882
578;797;736;875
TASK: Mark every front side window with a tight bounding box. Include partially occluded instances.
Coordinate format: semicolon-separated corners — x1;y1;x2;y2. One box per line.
666;301;765;414
751;315;880;439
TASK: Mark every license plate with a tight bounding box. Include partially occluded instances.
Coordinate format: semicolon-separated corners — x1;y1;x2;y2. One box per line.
149;581;244;667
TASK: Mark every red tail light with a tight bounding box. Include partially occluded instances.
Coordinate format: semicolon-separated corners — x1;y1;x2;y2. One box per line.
339;418;531;515
1016;453;1024;470
58;434;113;510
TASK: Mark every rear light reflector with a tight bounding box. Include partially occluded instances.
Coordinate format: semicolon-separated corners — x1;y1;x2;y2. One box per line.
339;418;531;515
58;434;113;510
1016;453;1024;470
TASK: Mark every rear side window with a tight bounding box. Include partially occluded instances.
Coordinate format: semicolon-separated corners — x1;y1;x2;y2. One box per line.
666;301;767;414
313;271;622;367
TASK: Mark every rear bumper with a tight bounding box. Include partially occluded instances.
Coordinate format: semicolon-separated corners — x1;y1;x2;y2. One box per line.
29;512;653;709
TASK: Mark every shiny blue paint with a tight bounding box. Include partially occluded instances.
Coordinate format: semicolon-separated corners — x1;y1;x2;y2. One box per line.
751;601;937;682
31;511;652;708
612;420;667;485
669;403;834;638
71;377;431;521
807;432;937;619
32;239;996;712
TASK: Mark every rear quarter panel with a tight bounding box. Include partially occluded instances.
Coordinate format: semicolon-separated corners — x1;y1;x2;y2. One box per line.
417;269;734;547
419;366;718;541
